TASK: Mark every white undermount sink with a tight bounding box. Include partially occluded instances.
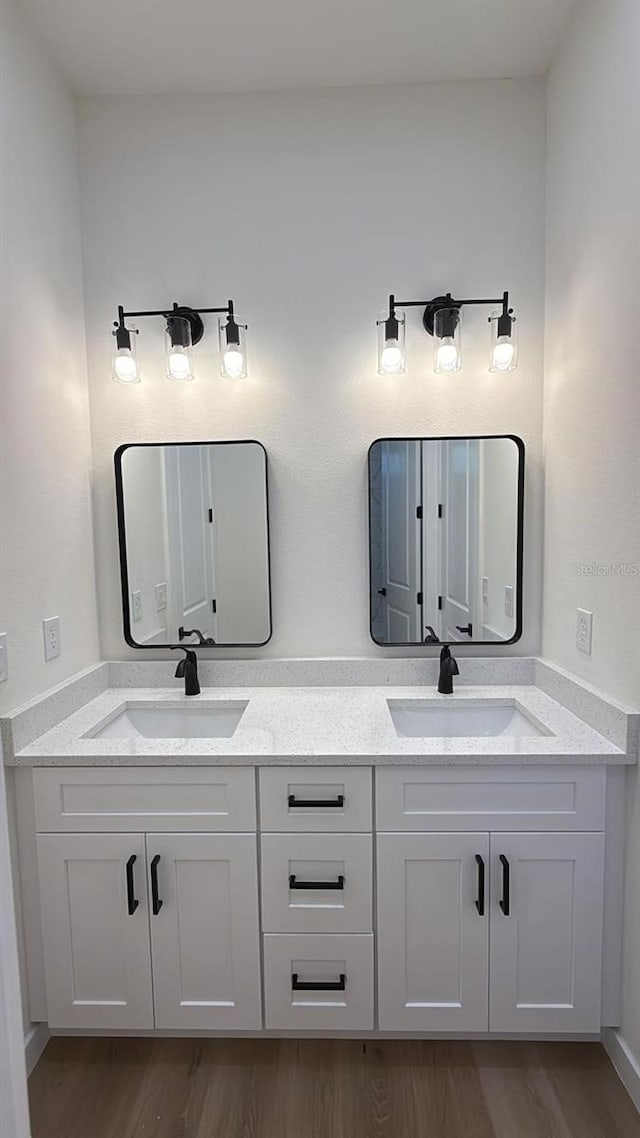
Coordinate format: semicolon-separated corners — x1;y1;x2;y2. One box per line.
86;702;249;740
387;699;550;739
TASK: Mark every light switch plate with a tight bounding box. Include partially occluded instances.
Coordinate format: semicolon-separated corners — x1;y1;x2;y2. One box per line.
481;577;489;604
132;591;143;622
154;583;167;612
504;585;514;619
42;617;60;661
576;608;593;654
0;633;8;682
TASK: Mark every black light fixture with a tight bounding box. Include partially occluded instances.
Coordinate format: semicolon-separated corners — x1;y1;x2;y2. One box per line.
111;300;248;384
377;290;517;375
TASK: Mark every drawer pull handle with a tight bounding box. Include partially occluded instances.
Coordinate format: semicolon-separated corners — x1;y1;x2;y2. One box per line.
125;854;138;916
150;854;163;915
292;973;346;992
289;874;345;891
474;854;485;917
499;854;510;916
288;794;345;809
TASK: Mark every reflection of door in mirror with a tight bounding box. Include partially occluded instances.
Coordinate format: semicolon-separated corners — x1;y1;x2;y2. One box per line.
163;445;217;644
369;436;522;646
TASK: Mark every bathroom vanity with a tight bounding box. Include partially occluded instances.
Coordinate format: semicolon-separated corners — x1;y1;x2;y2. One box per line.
4;662;637;1043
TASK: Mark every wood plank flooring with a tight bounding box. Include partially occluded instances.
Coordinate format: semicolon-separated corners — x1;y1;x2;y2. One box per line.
28;1037;640;1138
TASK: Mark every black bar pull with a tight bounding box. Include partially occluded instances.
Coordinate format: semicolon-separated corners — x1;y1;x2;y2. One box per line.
150;854;163;915
475;854;485;916
292;973;346;992
456;623;473;637
499;854;510;916
126;854;138;916
288;794;345;809
289;874;345;891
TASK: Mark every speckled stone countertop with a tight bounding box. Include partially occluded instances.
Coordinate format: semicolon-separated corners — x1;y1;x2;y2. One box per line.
8;684;636;766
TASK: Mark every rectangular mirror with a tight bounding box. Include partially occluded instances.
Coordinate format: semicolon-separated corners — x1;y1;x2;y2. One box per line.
115;441;272;648
368;435;524;646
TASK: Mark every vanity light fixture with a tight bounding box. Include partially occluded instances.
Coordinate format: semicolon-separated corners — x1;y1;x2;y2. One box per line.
111;299;247;383
377;290;517;375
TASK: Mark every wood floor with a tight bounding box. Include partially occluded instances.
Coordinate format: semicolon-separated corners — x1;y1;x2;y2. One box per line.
28;1037;640;1138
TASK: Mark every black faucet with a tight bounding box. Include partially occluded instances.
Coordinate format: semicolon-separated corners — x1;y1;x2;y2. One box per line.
171;647;201;696
179;626;216;646
438;644;459;694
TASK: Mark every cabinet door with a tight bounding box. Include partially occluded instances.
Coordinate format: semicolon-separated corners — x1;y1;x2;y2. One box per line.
377;833;489;1031
489;832;604;1033
37;833;153;1029
147;833;262;1029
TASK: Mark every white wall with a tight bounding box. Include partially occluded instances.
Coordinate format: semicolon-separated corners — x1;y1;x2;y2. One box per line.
121;447;169;644
77;80;546;659
0;0;99;714
544;0;640;1066
211;444;270;644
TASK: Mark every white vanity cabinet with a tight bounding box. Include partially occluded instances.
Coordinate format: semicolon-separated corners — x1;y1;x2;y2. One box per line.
34;768;262;1031
27;760;618;1039
376;767;608;1035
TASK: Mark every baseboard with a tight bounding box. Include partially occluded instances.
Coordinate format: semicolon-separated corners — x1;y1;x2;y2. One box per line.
24;1023;50;1076
602;1028;640;1114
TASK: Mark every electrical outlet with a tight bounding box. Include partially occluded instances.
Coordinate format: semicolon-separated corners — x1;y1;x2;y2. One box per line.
504;585;514;619
42;617;60;661
0;634;8;682
132;591;143;622
576;608;593;654
481;577;489;604
154;583;167;612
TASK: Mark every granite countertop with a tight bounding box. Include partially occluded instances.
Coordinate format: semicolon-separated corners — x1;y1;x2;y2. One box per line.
9;683;634;766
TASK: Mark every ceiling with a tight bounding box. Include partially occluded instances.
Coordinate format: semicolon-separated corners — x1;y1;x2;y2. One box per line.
20;0;577;96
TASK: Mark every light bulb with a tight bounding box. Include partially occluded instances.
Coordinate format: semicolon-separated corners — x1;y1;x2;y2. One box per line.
112;347;139;384
380;340;403;374
436;338;459;373
168;348;192;381
491;337;515;372
223;347;244;378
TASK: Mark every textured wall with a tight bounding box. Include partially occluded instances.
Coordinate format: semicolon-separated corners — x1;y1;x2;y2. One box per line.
545;0;640;1063
77;80;546;660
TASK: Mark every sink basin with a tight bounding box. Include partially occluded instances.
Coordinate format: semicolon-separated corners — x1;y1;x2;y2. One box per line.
387;699;549;739
86;702;249;740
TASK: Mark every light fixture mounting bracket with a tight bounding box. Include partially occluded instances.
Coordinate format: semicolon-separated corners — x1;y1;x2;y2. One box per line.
168;306;205;346
422;295;460;337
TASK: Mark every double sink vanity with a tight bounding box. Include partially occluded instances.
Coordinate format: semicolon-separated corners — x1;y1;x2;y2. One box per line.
3;657;637;1042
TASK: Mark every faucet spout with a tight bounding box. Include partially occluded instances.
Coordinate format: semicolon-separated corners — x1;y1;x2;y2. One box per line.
437;644;459;695
171;647;201;696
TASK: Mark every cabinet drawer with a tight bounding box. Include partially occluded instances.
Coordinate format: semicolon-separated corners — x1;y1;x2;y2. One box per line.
34;767;256;832
261;833;372;933
376;766;606;832
263;933;374;1030
259;768;372;832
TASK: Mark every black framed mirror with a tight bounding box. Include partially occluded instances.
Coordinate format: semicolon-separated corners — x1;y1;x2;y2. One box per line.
115;440;272;649
368;435;524;646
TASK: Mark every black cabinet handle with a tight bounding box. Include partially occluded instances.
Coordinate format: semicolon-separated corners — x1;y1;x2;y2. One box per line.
456;623;473;637
150;854;163;915
126;854;138;916
288;794;345;809
499;854;510;916
475;854;485;916
377;587;387;597
292;973;346;992
289;874;345;891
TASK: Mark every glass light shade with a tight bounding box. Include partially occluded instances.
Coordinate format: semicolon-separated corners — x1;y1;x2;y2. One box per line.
489;311;518;372
377;310;406;375
112;345;140;384
219;315;247;378
433;306;462;374
166;316;194;382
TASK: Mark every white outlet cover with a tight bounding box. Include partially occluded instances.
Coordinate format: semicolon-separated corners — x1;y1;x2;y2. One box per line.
504;585;514;619
42;616;60;661
481;576;489;604
0;633;8;682
154;583;168;612
576;608;593;654
132;591;143;622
